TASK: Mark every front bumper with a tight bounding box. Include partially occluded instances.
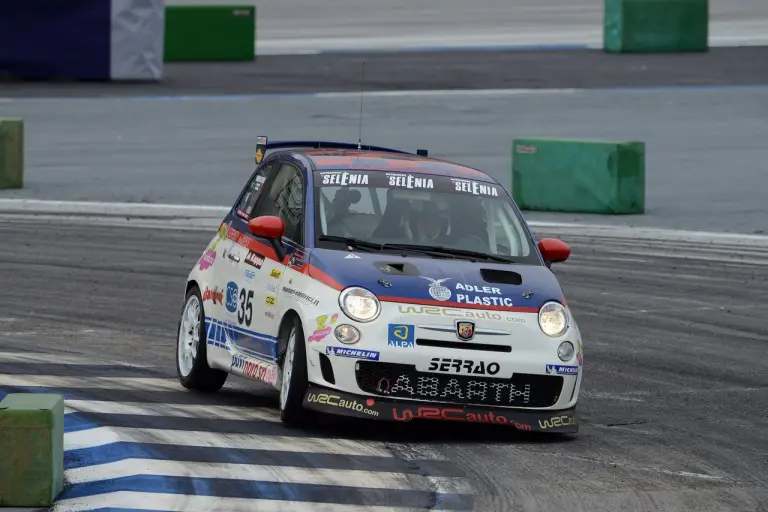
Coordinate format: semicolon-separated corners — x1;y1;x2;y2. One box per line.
302;383;579;433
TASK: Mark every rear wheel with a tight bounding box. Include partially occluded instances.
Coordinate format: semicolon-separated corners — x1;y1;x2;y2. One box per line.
278;316;309;424
176;286;228;392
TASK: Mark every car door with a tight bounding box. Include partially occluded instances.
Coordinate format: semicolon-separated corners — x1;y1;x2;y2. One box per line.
225;158;306;362
210;159;281;362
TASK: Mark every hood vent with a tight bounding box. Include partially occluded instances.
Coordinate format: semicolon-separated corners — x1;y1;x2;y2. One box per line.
480;268;522;285
375;262;421;276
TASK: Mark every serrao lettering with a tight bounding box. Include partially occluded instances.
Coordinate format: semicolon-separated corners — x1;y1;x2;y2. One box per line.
453;180;499;196
388;174;434;189
322;172;369;186
427;358;500;376
398;304;503;320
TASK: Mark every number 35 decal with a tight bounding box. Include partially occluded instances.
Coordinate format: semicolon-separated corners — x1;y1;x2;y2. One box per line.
237;288;254;326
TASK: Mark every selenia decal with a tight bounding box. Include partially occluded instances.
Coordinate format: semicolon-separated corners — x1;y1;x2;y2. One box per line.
451;178;499;196
386;173;434;189
320;171;369;186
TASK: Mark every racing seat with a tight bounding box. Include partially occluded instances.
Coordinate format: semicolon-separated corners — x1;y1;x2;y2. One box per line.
325;189;361;238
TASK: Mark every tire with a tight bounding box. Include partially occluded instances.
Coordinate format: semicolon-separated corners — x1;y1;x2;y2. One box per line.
176;285;228;393
278;316;309;424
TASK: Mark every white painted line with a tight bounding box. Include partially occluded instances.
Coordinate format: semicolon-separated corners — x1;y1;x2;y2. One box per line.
0;375;182;391
52;492;425;512
64;400;280;422
64;459;470;493
64;427;399;458
315;88;578;99
0;352;114;366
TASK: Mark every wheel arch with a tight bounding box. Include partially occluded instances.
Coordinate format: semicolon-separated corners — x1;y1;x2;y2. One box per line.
277;308;301;364
186;279;200;297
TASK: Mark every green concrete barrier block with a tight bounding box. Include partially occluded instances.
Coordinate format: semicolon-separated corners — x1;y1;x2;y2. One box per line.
0;394;65;507
165;5;256;61
0;118;24;190
512;138;645;214
604;0;708;53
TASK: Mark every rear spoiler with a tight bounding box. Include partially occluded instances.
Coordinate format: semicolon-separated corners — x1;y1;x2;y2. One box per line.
255;136;427;164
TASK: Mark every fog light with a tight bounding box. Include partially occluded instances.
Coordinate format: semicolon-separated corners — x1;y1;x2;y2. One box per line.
557;341;575;362
334;324;360;344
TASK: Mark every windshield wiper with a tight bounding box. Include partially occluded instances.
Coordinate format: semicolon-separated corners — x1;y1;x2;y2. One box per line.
317;235;381;252
382;244;516;263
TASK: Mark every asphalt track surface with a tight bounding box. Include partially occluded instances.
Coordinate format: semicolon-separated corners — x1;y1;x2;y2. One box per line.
1;86;767;234
0;216;766;511
3;46;768;97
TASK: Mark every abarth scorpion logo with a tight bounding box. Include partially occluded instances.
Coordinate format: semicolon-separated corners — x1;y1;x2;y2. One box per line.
456;321;475;341
420;277;452;301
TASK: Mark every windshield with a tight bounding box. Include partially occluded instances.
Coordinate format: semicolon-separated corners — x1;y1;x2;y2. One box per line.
314;170;539;264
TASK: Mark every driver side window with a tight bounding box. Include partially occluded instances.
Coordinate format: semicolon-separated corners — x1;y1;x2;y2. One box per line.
251;163;305;244
236;161;280;218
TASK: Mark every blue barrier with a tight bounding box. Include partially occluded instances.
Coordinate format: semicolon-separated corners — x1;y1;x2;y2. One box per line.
0;0;164;81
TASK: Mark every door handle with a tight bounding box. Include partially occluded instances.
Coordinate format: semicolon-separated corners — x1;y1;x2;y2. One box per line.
227;253;240;263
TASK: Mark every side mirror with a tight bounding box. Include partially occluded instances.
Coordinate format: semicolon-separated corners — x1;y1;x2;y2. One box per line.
538;238;570;264
248;216;286;261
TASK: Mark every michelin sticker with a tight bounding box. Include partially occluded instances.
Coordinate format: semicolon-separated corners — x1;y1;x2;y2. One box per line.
326;346;380;360
546;364;579;376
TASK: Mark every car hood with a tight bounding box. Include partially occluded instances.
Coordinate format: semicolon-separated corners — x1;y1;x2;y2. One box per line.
308;249;565;312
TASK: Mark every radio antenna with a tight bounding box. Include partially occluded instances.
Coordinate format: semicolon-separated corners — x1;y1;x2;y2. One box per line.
357;61;365;150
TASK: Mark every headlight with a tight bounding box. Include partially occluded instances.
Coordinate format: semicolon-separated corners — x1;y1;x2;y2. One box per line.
339;287;381;323
538;301;568;337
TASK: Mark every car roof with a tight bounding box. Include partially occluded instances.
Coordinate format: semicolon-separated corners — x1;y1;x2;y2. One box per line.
294;149;497;182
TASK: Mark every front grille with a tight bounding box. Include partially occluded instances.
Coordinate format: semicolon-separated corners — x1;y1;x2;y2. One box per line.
416;338;511;353
355;361;562;408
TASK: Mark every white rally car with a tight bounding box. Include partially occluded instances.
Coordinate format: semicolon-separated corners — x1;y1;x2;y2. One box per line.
176;138;583;433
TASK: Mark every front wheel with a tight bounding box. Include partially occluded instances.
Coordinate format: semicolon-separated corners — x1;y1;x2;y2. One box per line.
176;285;228;392
278;316;309;424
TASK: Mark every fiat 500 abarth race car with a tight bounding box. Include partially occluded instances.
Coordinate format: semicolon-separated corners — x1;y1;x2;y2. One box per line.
176;138;583;433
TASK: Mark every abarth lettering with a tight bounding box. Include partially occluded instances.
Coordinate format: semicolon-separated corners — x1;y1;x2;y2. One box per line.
427;358;500;375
